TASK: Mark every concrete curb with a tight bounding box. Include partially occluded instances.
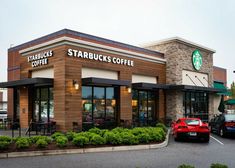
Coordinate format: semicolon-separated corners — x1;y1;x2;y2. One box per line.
0;129;170;159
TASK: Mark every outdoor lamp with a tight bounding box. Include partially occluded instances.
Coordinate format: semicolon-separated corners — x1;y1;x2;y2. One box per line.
127;86;132;93
73;80;79;90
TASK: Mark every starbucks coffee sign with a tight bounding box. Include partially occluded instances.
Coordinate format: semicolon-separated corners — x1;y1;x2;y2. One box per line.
192;49;202;71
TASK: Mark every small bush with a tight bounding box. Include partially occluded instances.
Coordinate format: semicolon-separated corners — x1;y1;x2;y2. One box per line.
72;135;89;147
177;164;195;168
136;133;151;143
90;134;106;145
156;123;168;132
77;132;97;141
66;131;76;141
0;136;12;142
111;127;127;134
119;132;139;145
211;163;228;168
36;139;48;148
16;138;30;149
30;136;52;144
104;132;121;145
51;132;64;140
0;141;10;150
131;127;147;136
56;136;68;148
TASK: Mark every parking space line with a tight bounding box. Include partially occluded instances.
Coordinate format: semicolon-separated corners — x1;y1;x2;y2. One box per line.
210;135;224;145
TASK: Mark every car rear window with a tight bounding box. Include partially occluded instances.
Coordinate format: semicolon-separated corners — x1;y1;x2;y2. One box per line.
185;119;200;125
225;114;235;121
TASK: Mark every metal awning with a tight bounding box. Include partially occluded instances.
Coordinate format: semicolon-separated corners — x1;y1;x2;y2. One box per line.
82;77;131;87
169;84;220;92
132;83;168;90
0;78;54;88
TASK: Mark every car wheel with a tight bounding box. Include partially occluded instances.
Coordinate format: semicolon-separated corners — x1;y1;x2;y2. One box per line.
174;133;179;141
219;128;225;137
204;136;210;143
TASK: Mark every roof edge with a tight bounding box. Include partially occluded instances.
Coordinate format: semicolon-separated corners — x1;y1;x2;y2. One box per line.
141;36;216;53
8;29;164;57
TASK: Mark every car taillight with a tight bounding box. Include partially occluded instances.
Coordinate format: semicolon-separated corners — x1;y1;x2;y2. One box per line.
225;122;235;127
200;126;209;129
178;126;188;129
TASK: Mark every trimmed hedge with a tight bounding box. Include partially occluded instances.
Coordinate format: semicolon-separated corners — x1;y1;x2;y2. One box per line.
210;163;228;168
178;164;195;168
0;124;168;151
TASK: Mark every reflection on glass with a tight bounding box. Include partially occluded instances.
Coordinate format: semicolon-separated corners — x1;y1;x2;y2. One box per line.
82;86;117;128
132;90;156;126
33;87;54;122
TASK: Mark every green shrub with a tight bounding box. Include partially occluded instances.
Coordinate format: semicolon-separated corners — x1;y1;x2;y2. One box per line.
104;132;121;145
72;135;89;147
0;136;12;142
177;164;195;168
111;127;129;134
119;132;139;145
88;127;101;134
156;123;168;132
136;133;151;143
30;136;52;144
0;141;10;150
16;138;30;149
36;139;48;148
56;136;68;148
51;132;64;140
131;127;147;136
77;132;97;140
66;131;76;141
90;134;106;145
211;163;228;168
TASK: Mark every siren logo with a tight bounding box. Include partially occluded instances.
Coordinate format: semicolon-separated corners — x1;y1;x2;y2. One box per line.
192;49;202;71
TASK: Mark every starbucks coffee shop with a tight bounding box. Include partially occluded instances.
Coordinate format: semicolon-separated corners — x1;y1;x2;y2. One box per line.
0;29;223;131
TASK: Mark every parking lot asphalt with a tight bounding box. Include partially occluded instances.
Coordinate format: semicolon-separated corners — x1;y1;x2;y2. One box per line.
1;133;235;168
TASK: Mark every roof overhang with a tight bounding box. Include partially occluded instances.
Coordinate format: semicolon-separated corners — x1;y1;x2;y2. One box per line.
169;85;220;92
82;77;131;87
132;83;168;90
0;78;53;88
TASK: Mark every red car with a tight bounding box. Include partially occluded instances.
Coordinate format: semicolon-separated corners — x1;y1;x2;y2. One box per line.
172;118;210;142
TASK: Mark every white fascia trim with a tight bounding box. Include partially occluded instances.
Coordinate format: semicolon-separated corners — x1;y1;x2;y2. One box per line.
141;36;216;53
19;36;166;64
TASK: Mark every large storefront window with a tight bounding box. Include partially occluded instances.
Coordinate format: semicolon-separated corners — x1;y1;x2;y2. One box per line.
183;92;209;122
82;86;117;129
33;87;54;122
132;90;156;126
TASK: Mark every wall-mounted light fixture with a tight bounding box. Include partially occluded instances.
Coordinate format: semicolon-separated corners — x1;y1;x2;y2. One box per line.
73;80;79;90
127;86;132;93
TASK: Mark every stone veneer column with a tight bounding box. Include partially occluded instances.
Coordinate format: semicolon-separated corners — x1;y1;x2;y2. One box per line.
145;41;214;121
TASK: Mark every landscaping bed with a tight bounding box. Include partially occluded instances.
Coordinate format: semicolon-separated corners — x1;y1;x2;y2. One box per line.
0;123;167;153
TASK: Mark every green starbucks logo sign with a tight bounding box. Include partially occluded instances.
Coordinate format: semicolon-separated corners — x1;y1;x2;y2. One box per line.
192;49;202;71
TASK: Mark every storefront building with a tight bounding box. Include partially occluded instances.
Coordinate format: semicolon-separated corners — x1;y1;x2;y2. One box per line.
0;30;225;131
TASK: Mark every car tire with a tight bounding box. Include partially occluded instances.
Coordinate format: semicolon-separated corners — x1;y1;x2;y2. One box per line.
204;136;210;143
219;128;225;137
174;133;179;141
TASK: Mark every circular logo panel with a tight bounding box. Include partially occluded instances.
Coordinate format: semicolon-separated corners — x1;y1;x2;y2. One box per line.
192;50;202;71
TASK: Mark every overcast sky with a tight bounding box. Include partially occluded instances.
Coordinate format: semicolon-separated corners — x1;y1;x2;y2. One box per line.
0;0;234;87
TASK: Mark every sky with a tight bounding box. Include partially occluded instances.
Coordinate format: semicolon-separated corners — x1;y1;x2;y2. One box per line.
0;0;234;87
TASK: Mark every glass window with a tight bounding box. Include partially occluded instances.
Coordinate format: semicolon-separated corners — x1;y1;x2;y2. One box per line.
183;91;209;122
33;87;53;122
132;90;157;126
82;86;117;129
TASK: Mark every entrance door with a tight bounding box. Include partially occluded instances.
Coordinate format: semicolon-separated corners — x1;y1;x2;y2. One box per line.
33;87;54;122
132;90;157;126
